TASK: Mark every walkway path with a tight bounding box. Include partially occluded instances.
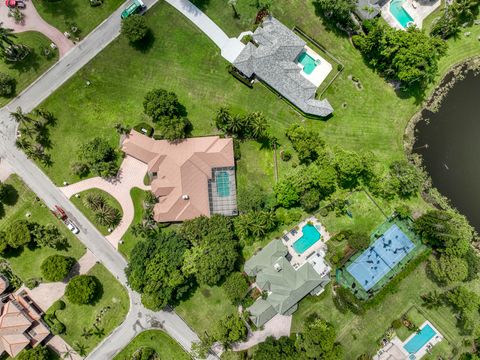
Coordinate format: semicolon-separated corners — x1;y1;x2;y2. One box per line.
0;1;74;57
60;156;150;248
165;0;244;62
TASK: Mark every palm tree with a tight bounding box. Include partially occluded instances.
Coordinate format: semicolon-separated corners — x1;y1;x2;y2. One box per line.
73;342;87;357
81;327;93;339
245;112;267;139
0;23;16;51
92;324;105;338
62;345;74;360
214;107;232;132
10;107;34;127
15;137;31;151
226;114;243;136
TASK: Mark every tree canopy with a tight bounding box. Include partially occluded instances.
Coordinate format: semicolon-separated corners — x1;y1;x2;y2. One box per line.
223;272;249;305
314;0;357;31
78;137;118;178
214;313;248;346
214;107;269;141
126;231;192;310
143;88;183;121
121;14;149;43
17;346;50;360
65;275;99;305
0;72;16;97
286;124;324;164
41;255;75;282
295;315;343;359
353;22;447;88
430;255;469;285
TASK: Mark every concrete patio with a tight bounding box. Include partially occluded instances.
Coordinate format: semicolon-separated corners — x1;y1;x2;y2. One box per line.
381;0;442;30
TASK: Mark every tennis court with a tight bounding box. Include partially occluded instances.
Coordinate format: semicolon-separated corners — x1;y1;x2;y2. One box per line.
346;224;415;291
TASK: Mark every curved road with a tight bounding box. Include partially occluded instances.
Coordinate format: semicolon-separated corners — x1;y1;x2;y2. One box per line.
0;0;218;359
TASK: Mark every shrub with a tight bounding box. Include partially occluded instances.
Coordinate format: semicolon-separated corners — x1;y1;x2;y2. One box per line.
0;72;16;97
71;162;90;177
223;272;249;304
83;193;106;211
41;255;75;282
133;122;154;137
65;275;99;305
24;278;40;289
50;299;66;313
300;188;321;212
132;347;157;360
121;14;149;43
281;149;292;161
391;319;402;329
50;320;66;335
333;286;364;315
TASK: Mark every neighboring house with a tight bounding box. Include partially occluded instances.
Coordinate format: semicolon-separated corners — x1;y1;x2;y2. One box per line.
122;130;238;222
0;276;9;295
233;16;333;117
355;0;382;20
244;239;330;327
0;291;50;357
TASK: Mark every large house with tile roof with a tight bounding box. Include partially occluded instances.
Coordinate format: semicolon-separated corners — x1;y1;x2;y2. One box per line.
122;130;237;222
244;239;330;327
232;16;333;117
0;291;50;357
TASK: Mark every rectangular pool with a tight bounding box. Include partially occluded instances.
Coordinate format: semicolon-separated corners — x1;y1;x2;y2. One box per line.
292;224;321;254
297;52;320;75
403;323;436;354
390;0;414;28
215;171;230;197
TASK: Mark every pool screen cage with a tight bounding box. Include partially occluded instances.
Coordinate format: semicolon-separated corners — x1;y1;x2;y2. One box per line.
208;167;238;216
336;217;424;301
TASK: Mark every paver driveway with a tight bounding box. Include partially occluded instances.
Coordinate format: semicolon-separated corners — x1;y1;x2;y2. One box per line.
60;156;150;248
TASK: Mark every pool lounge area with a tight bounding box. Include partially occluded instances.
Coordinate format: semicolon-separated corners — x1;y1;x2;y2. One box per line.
281;217;331;270
381;0;441;30
374;321;443;360
295;46;332;87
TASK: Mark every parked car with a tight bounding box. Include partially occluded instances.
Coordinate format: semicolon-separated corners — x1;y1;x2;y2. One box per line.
16;1;25;9
67;222;80;234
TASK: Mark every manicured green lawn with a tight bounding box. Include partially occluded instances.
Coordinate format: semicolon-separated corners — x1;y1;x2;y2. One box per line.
119;187;146;259
0;31;58;107
0;175;85;281
113;330;189;360
32;0;124;38
53;264;129;354
70;188;123;236
292;262;467;357
175;285;236;336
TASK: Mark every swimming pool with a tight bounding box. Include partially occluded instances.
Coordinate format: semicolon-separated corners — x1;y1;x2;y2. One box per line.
403;323;436;354
292;224;321;254
390;0;414;28
215;171;230;197
297;52;320;75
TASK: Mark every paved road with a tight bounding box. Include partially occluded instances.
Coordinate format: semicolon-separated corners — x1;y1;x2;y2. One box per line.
0;0;217;358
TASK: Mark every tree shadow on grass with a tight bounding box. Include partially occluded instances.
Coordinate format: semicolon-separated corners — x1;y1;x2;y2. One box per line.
35;0;80;25
8;49;42;74
1;184;18;206
131;29;156;54
91;276;104;305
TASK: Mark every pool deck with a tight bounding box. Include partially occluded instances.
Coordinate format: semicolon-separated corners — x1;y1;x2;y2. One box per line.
381;0;441;30
296;46;332;87
374;320;443;360
281;216;331;269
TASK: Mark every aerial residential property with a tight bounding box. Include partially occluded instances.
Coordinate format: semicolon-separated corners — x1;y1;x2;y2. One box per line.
233;16;333;117
121;130;237;222
0;0;477;358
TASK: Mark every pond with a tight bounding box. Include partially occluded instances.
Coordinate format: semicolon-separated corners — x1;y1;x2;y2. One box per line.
414;70;480;229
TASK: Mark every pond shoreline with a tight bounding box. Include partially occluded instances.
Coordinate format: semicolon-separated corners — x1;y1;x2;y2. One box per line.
404;57;480;227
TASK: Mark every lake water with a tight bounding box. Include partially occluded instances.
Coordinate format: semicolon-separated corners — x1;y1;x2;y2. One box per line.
414;71;480;229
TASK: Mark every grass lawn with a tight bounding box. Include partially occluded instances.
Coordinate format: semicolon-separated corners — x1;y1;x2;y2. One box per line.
70;188;123;236
0;175;85;281
53;263;129;354
113;330;189;360
0;31;58;107
175;285;236;336
292;262;467;357
118;187;146;259
32;0;124;38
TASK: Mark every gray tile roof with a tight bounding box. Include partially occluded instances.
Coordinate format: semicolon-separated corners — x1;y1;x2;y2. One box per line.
233;16;333;117
245;239;330;327
355;0;381;20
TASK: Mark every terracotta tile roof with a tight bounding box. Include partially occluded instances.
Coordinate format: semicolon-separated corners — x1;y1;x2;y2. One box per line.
0;293;50;357
122;131;236;222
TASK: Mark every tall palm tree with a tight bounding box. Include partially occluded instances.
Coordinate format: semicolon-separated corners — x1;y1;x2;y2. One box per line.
0;23;16;51
80;327;93;339
62;346;74;360
10;107;34;127
73;342;87;357
245;111;267;139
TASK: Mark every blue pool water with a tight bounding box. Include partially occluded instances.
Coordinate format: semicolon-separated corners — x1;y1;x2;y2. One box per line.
390;0;414;28
216;171;230;197
292;224;321;254
403;324;437;354
297;52;320;75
